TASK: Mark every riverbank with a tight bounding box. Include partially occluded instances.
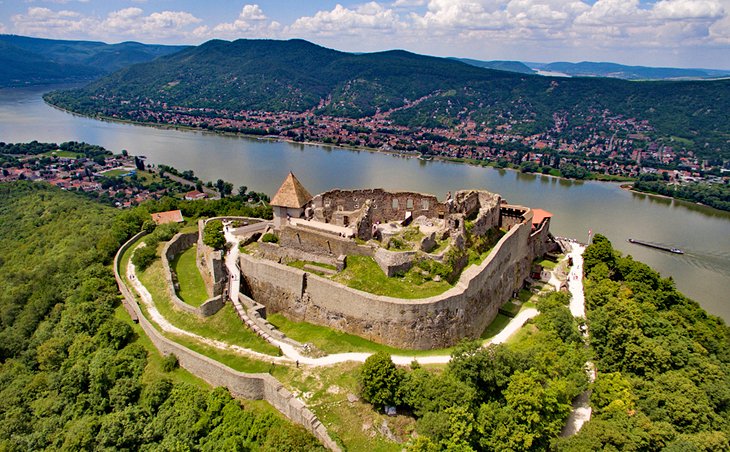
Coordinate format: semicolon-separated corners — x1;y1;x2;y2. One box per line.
621;183;729;214
42;97;632;186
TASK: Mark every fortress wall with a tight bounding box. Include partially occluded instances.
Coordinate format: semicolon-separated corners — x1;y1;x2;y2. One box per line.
239;254;305;315
278;226;373;258
241;220;533;349
197;219;226;296
114;233;341;452
313;189;447;225
529;217;553;260
258;242;339;267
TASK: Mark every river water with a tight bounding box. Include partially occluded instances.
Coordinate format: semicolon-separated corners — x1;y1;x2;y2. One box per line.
1;86;728;320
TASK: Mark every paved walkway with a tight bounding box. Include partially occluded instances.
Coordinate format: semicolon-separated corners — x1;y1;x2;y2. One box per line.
560;242;595;437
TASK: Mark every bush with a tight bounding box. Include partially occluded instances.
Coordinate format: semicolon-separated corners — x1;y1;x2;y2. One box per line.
359;352;403;410
132;245;157;271
203;220;226;249
161;354;179;372
261;233;278;243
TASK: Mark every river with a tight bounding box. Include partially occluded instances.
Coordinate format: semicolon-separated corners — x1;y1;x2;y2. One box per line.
1;85;728;321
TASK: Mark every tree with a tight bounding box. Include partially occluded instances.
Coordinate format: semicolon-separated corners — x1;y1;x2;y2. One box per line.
237;185;248;198
360;352;403;410
203;220;226;250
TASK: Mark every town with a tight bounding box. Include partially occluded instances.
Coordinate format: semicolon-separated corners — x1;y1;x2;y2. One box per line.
101;96;729;184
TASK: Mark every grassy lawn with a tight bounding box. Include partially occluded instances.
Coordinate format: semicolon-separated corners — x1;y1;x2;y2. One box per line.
137;252;281;356
279;363;411;452
267;313;455;356
43;149;82;158
170;244;208;307
538;258;558;270
518;289;533;303
480;313;511;340
102;168;133;178
499;300;522;317
331;255;452;299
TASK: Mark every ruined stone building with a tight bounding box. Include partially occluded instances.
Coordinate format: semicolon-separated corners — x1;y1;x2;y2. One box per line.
237;172;557;349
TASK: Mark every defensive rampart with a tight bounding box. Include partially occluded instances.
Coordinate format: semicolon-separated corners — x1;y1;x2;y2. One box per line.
114;233;340;451
239;216;534;349
162;232;225;317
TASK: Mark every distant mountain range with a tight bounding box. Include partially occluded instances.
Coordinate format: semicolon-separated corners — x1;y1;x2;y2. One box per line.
449;58;535;75
44;38;730;158
0;35;187;87
450;58;730;80
526;61;730;80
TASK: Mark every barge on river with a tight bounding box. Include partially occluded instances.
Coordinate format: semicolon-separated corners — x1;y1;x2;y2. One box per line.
628;238;684;255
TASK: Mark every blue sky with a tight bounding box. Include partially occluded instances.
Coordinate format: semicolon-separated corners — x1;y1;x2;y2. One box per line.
1;1;729;69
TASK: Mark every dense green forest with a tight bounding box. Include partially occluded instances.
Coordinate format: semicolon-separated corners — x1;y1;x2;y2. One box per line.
0;182;320;450
359;291;589;450
44;39;730;157
633;179;730;212
358;235;730;450
558;235;730;450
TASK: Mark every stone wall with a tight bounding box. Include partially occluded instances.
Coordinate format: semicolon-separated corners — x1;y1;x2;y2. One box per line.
312;189;447;226
239;220;533;349
114;233;340;451
257;242;339;267
197;219;227;296
278;225;374;258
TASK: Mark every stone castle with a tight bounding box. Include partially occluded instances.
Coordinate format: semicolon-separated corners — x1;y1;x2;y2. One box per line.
237;173;557;349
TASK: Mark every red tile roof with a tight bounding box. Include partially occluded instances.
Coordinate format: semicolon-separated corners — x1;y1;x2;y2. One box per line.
531;208;552;226
151;210;184;225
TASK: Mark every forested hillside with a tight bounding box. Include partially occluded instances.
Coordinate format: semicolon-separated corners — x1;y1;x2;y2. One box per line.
44;38;730;156
0;35;186;87
0;182;320;450
556;235;730;450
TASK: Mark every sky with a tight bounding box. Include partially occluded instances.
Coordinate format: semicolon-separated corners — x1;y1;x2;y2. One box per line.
1;0;729;69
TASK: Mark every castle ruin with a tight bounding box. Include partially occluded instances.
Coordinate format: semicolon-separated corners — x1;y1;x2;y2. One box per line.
238;173;557;349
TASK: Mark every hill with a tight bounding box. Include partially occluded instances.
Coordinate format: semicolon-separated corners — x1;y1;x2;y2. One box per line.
44;38;730;157
0;35;187;86
529;61;730;80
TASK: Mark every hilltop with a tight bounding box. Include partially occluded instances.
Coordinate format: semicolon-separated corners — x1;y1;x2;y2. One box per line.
0;34;187;87
45;38;730;158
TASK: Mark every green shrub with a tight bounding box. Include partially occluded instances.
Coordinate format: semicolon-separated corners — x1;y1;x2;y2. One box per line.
132;245;157;271
203;220;226;249
261;233;278;243
161;354;179;372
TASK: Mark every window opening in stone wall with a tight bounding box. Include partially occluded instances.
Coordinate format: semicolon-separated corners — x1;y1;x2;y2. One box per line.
407;198;413;209
392;198;399;209
422;199;429;210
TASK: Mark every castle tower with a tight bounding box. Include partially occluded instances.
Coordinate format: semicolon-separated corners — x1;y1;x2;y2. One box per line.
271;172;313;229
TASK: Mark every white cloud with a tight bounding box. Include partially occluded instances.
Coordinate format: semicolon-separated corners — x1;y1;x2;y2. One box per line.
652;0;724;20
287;2;405;36
12;7;92;36
195;4;281;39
12;6;202;42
